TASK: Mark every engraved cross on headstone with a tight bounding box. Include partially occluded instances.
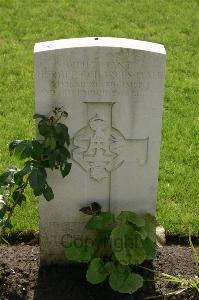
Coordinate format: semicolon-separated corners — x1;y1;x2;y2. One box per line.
72;102;149;184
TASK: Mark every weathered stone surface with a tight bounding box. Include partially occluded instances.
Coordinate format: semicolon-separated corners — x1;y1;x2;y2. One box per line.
34;37;166;263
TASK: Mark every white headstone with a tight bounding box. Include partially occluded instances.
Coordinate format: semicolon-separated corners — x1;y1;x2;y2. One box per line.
34;37;166;263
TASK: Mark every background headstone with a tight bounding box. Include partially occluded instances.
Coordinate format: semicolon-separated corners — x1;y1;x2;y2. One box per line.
34;37;166;263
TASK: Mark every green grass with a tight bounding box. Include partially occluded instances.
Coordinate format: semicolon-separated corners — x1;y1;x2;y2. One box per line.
0;0;198;236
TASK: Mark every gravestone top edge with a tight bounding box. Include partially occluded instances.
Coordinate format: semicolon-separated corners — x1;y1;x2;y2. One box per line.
34;37;166;55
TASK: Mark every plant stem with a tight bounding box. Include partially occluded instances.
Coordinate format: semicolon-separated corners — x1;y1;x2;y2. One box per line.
0;178;29;239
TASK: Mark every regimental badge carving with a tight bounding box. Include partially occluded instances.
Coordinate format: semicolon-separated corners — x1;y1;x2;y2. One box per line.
72;102;149;182
72;113;125;181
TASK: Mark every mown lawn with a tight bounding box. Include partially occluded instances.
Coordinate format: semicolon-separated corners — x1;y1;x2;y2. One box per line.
0;0;198;236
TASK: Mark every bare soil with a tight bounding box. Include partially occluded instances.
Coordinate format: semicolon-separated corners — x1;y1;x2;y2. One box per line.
0;243;198;300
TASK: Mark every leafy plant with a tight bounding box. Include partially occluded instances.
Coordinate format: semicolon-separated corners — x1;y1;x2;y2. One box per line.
0;107;71;238
64;208;156;294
